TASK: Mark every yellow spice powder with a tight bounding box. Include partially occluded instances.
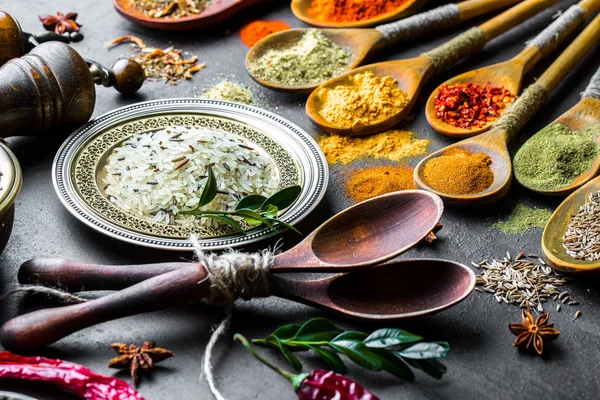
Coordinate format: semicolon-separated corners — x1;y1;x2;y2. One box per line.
318;129;429;165
316;71;410;129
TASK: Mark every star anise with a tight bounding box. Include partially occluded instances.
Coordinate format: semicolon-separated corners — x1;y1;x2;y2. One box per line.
108;340;174;385
39;12;81;34
508;309;560;355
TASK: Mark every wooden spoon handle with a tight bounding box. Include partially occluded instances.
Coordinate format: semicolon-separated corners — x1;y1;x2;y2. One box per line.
377;0;520;46
525;1;600;58
582;64;600;100
421;0;560;73
18;258;188;291
0;264;209;352
536;11;600;93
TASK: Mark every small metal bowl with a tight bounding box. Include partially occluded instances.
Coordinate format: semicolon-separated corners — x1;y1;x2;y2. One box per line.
0;140;22;254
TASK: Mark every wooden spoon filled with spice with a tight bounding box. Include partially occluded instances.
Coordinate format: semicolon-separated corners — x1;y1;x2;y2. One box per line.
426;0;600;138
306;0;560;136
542;176;600;274
113;0;268;30
414;13;600;205
514;66;600;196
247;0;521;94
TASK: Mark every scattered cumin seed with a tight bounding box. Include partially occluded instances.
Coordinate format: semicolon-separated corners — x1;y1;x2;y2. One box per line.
572;311;581;321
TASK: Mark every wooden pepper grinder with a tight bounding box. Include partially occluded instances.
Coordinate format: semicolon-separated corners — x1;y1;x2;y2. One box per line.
0;44;145;138
0;11;83;66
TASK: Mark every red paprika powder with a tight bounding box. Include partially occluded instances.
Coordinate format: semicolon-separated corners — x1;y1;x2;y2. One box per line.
433;82;515;129
239;20;291;47
307;0;409;23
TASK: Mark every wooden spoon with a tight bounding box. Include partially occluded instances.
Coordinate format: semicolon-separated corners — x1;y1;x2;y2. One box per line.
291;0;425;29
515;96;600;196
542;176;600;274
414;12;600;205
426;0;600;138
0;258;474;352
248;0;521;94
306;0;560;136
113;0;266;31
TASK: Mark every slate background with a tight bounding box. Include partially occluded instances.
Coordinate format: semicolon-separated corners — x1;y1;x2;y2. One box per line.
1;0;599;399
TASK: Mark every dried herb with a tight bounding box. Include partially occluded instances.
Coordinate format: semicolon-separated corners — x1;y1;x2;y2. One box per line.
203;81;254;104
132;0;212;19
179;165;302;235
251;318;449;381
105;35;205;84
493;203;552;234
508;309;559;355
108;341;174;386
39;12;81;34
235;334;380;400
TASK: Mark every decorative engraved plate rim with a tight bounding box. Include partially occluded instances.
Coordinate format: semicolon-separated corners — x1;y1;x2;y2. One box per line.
53;99;328;251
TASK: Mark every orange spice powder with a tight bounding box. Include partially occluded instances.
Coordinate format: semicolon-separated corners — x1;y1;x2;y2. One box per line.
308;0;409;23
239;20;291;48
345;165;416;203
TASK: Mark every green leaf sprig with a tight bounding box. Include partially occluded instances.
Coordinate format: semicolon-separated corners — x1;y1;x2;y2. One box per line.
251;318;449;381
179;165;302;235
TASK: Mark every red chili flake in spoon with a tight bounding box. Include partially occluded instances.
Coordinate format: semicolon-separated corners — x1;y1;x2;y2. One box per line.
434;82;515;129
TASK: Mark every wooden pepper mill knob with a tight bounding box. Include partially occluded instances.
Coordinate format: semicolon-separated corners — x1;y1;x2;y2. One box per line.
0;41;145;137
0;11;83;67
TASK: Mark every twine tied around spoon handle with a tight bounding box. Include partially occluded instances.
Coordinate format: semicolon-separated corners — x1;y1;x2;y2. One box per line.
525;5;587;58
420;27;488;74
490;83;549;141
582;64;600;99
376;4;461;46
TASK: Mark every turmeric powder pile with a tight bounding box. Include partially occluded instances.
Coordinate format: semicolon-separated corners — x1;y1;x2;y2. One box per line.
316;71;410;129
318;129;429;165
345;165;416;203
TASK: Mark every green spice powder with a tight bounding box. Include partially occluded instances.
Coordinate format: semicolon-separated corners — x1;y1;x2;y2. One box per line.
494;204;552;234
247;29;351;86
203;81;254;104
514;124;600;191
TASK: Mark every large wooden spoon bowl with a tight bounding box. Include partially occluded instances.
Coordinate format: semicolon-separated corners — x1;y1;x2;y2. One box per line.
542;176;600;274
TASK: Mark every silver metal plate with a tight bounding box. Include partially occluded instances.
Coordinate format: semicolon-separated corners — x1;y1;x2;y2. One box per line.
53;99;328;251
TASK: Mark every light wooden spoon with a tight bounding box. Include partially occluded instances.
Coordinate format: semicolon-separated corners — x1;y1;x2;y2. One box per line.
306;0;560;136
414;13;600;205
291;0;425;29
515;72;600;195
542;176;600;274
247;0;521;94
426;0;600;138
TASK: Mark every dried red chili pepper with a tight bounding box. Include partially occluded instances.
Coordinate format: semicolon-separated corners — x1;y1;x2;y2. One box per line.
235;334;380;400
434;82;515;129
0;351;145;400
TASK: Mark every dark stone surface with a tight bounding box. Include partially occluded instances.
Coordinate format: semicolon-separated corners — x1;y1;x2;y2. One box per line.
1;0;599;399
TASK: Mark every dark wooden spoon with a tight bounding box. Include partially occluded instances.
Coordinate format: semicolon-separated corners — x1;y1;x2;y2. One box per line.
113;0;267;30
1;258;474;351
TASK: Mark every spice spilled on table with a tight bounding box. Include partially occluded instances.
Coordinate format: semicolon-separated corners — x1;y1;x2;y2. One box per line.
240;20;291;48
345;165;416;202
203;81;254;104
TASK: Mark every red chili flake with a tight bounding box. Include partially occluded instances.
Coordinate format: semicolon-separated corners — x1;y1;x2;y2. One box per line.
434;82;515;129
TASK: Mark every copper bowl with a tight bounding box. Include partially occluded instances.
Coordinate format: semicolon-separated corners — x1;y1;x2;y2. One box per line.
0;140;21;254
